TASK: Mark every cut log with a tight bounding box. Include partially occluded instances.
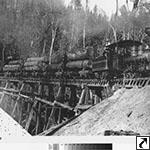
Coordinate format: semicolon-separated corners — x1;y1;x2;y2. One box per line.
8;60;23;65
67;51;88;61
67;47;93;61
27;57;48;62
3;65;21;71
66;60;91;69
24;66;39;71
24;61;41;67
3;64;20;68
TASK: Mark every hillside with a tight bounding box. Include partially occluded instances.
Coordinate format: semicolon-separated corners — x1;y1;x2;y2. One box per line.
0;107;30;136
54;87;150;135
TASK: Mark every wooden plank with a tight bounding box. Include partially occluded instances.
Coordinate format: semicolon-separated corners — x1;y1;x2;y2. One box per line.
19;93;31;99
20;83;25;92
35;103;41;134
27;102;31;112
57;108;61;124
11;96;20;117
27;57;47;62
3;91;18;97
54;101;73;111
84;87;90;105
4;91;58;107
5;82;9;89
0;93;5;105
46;107;56;130
75;104;92;110
25;101;37;131
4;88;19;93
19;100;23;124
69;86;77;107
35;97;54;106
43;107;48;131
78;89;86;105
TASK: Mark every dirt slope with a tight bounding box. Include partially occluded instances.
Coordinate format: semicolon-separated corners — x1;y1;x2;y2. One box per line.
0;107;30;136
54;87;150;136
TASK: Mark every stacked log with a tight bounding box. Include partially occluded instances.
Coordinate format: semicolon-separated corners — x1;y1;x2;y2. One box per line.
51;51;88;64
3;64;21;71
9;60;23;65
27;57;48;62
67;52;88;61
66;60;92;69
51;47;93;64
67;47;93;61
3;60;23;71
24;57;48;71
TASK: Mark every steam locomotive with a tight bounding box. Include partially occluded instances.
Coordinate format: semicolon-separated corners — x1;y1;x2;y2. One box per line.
1;40;150;80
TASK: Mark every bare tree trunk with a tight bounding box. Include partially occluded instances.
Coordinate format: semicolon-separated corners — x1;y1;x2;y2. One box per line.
126;0;130;11
42;39;47;56
49;28;57;64
123;29;126;40
83;0;88;51
69;22;74;52
2;44;5;64
83;22;86;50
109;23;117;42
115;0;119;16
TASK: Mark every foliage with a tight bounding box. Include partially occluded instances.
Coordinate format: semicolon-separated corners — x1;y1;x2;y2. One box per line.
0;0;150;60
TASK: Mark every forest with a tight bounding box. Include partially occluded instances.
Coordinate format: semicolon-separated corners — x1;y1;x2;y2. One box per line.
0;0;150;61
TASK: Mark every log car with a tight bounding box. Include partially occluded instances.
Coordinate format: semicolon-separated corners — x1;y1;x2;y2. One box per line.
3;59;23;77
23;57;48;78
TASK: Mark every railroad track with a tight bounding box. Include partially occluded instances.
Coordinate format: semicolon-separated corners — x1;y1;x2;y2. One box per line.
0;76;150;88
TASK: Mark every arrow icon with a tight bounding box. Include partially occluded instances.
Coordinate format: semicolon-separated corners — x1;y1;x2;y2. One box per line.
139;138;147;148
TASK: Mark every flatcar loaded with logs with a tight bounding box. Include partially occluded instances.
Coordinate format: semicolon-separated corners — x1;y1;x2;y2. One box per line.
2;40;150;81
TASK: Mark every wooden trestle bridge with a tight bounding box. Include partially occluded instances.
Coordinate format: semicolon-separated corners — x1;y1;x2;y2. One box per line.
0;76;150;135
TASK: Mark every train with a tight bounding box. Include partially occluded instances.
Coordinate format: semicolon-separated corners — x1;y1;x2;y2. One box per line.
1;40;150;80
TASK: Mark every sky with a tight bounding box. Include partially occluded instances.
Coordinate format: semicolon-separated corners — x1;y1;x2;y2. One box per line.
64;0;133;17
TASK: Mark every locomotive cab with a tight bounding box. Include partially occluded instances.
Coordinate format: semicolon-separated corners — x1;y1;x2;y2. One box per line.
104;40;143;78
92;45;121;80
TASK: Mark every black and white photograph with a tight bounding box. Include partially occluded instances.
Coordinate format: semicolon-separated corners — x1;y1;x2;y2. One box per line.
0;0;150;137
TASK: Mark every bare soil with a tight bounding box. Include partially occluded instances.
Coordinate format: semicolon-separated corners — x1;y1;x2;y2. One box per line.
54;87;150;136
